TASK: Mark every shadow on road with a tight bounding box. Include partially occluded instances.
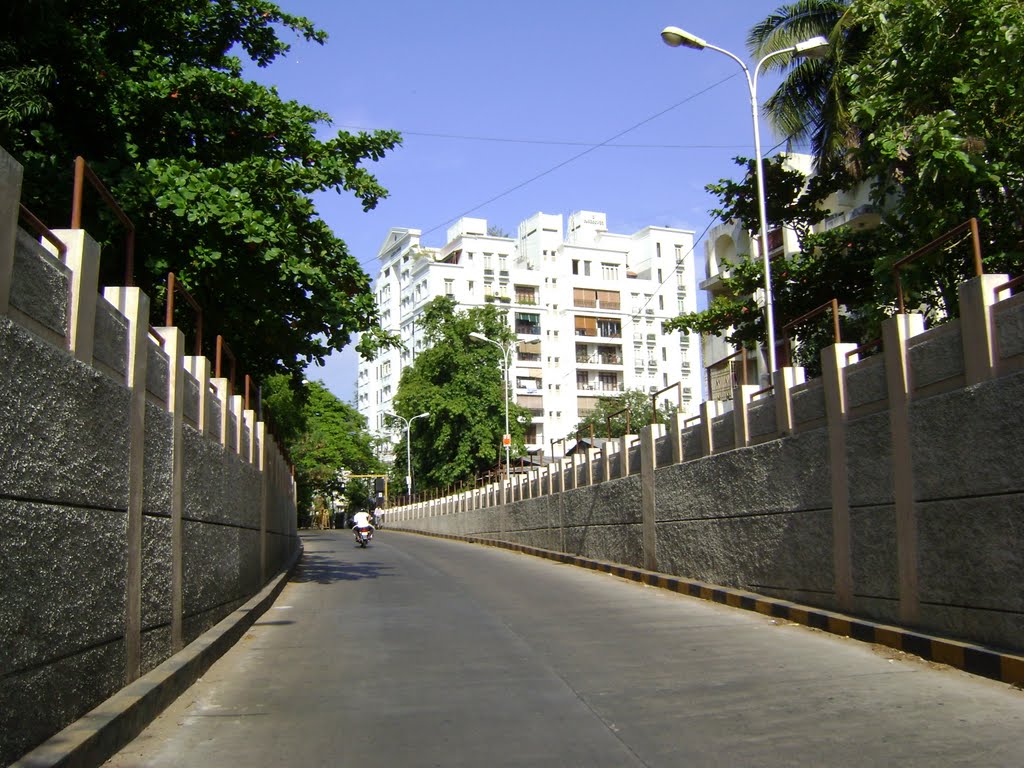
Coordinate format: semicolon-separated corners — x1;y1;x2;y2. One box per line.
290;550;393;584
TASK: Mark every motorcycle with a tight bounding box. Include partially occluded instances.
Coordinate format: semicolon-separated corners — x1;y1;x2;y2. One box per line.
354;525;374;548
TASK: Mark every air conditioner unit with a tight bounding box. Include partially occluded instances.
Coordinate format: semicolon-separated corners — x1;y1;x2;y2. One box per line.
645;309;654;315
648;386;658;393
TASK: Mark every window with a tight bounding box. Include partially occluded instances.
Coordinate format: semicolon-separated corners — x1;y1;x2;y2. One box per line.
584;261;591;276
574;316;597;336
573;288;620;309
675;244;685;262
601;263;619;280
444;279;454;297
658;295;664;310
572;259;579;275
596;318;621;338
656;243;662;259
515;312;541;335
515;285;537;304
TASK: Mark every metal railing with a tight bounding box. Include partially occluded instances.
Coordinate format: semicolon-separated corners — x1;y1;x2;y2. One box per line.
705;348;754;401
18;204;66;257
892;218;982;314
993;274;1024;300
650;382;682;424
164;272;204;356
606;406;631;438
70;156;136;286
782;298;841;367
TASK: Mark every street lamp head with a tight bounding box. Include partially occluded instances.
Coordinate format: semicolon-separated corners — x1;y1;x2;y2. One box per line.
413;411;430;420
469;331;490;342
792;35;830;59
660;26;706;51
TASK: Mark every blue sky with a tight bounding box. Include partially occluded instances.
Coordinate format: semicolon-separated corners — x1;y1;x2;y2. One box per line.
248;1;801;402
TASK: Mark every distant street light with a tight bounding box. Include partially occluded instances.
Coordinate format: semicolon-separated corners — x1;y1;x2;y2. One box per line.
661;25;829;374
384;411;430;495
469;331;514;481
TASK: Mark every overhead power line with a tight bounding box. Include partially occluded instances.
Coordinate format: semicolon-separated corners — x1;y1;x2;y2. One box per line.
418;73;740;239
338;124;749;151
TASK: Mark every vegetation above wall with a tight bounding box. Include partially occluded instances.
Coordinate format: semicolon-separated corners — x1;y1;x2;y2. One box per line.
667;0;1024;372
0;0;401;381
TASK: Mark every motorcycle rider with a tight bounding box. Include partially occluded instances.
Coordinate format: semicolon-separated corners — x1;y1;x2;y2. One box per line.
351;509;375;541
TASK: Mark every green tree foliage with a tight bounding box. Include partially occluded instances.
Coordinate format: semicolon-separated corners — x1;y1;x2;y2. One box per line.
747;0;856;169
842;0;1024;301
667;155;882;371
390;297;530;492
0;0;400;380
674;1;1024;375
571;389;676;441
262;375;382;516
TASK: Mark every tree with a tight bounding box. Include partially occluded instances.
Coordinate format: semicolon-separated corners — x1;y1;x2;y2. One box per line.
390;296;530;492
0;0;400;381
842;0;1024;305
666;155;883;373
571;389;676;441
747;0;859;170
262;376;383;518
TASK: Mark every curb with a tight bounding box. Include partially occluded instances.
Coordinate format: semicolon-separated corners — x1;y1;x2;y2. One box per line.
12;546;304;768
396;528;1024;688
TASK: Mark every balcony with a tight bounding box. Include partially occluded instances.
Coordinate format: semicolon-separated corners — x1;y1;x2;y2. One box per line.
576;353;622;365
516;324;541;336
577;381;625;393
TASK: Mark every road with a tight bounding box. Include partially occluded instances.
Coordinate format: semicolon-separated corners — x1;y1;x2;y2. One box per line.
104;530;1024;767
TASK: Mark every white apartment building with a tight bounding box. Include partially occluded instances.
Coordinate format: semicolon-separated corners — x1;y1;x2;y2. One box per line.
702;153;879;399
357;210;701;461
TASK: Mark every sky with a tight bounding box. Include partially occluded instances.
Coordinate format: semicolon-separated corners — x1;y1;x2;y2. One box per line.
247;0;803;403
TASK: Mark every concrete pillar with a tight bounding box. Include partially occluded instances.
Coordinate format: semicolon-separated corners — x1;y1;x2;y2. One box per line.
585;448;595;486
698;400;721;457
959;274;1010;383
772;366;807;436
668;412;684;465
154;327;186;650
256;422;269;584
883;313;926;624
211;378;231;448
104;286;150;683
618;435;633;476
184;356;210;433
564;456;576;490
640;424;658;572
733;384;762;448
0;148;23;316
243;409;257;464
822;342;859;612
230;395;244;455
49;229;100;362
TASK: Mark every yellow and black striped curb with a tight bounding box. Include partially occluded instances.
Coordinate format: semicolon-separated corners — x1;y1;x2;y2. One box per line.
12;547;303;768
397;529;1024;688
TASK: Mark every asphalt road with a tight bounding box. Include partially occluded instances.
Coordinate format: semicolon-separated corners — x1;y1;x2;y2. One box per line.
104;530;1024;767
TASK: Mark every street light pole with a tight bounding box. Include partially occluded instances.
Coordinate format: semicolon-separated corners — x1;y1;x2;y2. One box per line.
660;26;829;376
384;411;429;496
469;332;513;482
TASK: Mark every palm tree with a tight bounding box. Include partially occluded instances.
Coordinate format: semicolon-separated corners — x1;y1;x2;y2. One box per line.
747;0;857;171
